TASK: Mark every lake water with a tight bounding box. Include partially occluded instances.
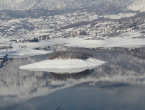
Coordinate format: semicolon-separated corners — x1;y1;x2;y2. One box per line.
1;47;145;110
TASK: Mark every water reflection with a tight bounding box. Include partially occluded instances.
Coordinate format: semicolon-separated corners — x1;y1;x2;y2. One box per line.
50;69;94;80
4;84;145;110
75;81;130;89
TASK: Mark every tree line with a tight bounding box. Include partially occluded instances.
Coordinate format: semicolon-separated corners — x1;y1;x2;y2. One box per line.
49;50;93;60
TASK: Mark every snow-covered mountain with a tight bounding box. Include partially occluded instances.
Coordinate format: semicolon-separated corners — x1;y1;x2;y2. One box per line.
127;0;145;12
0;0;142;12
0;0;92;10
0;0;35;10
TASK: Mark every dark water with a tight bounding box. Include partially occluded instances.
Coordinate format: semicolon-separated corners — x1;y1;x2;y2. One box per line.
1;48;145;110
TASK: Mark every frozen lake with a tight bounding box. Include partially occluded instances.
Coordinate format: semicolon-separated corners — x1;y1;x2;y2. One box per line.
1;47;145;110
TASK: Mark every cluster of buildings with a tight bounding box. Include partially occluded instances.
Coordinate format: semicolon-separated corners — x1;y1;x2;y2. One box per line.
0;10;144;42
0;11;99;37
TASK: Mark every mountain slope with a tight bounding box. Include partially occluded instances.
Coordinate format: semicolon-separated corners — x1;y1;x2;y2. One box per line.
0;0;137;11
0;0;93;10
0;0;144;13
127;0;145;12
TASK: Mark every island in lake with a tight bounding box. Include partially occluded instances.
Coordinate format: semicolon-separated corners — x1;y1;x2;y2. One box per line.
19;50;106;73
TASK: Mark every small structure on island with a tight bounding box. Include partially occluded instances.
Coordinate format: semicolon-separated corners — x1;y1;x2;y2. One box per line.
29;38;39;42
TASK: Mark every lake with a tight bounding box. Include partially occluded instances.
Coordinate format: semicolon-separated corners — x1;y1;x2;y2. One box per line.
0;47;145;110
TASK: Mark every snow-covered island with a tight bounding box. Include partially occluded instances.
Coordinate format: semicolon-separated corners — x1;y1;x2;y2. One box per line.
19;50;106;73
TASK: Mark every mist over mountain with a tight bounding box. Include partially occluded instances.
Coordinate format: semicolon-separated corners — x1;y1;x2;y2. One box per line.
0;0;143;12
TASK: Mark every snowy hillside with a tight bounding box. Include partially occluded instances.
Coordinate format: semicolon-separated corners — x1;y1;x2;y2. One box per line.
127;0;145;12
0;0;35;10
0;0;137;11
0;0;92;10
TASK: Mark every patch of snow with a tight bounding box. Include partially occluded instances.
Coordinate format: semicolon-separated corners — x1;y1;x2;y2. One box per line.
47;32;145;48
19;58;106;73
127;0;145;12
1;32;145;58
0;48;52;58
10;40;66;49
104;13;136;19
9;49;52;58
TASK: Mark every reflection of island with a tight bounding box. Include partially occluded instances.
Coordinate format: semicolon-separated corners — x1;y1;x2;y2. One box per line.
75;81;130;89
50;69;94;80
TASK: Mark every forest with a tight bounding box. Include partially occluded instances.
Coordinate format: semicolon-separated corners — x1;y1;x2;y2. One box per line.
49;50;93;60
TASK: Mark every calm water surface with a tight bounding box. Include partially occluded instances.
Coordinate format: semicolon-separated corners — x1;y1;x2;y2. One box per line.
1;48;145;110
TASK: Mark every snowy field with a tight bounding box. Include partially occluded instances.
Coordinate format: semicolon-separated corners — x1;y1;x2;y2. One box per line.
49;32;145;48
0;31;145;58
0;40;64;58
104;13;136;19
